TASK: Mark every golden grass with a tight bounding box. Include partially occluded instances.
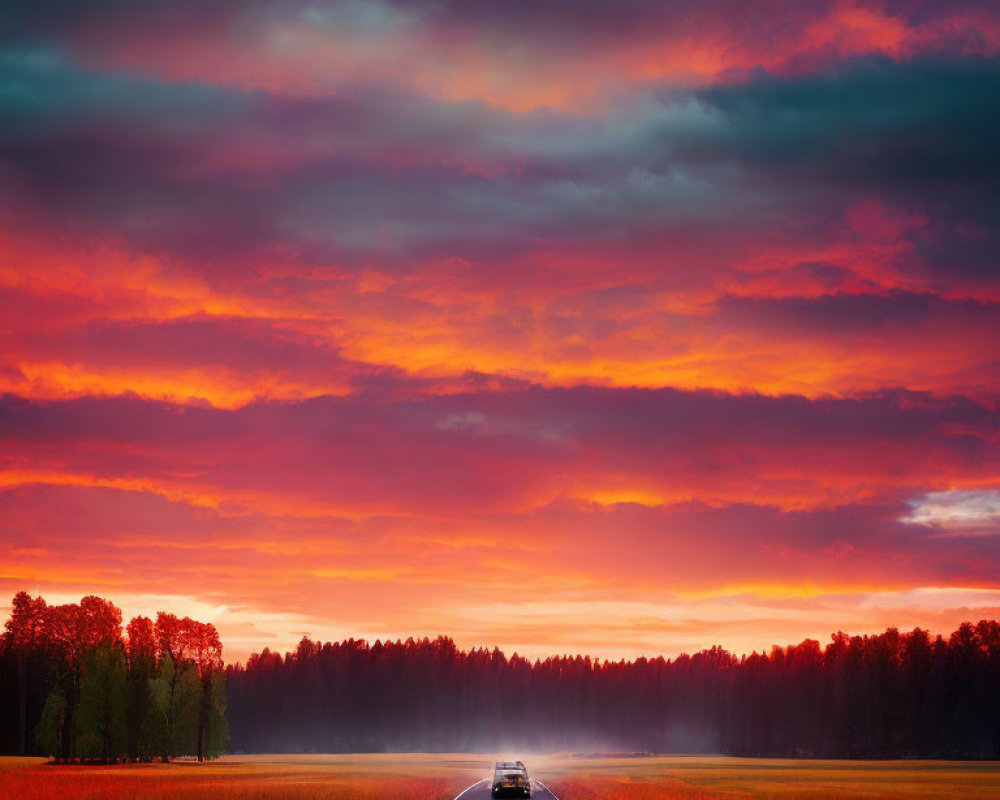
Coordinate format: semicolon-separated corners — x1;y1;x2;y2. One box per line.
0;754;478;800
0;753;998;800
538;755;1000;800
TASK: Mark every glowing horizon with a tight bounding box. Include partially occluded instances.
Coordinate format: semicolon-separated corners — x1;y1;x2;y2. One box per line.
2;0;999;664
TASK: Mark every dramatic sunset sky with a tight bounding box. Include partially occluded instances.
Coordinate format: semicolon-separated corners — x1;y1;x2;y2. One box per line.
1;0;999;663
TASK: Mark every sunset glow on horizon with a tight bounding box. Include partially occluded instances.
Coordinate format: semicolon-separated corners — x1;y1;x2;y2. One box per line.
2;0;1000;664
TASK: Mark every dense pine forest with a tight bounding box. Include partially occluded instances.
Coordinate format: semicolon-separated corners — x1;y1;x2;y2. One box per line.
3;592;1000;759
0;592;227;761
225;623;1000;758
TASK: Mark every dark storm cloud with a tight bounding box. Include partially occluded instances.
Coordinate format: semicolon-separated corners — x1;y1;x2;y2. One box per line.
715;291;1000;334
0;0;251;43
685;57;1000;278
4;1;995;51
685;56;1000;268
8;314;381;381
3;40;1000;280
1;385;995;474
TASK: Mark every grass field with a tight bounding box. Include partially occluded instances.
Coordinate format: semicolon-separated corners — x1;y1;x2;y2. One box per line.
2;753;999;800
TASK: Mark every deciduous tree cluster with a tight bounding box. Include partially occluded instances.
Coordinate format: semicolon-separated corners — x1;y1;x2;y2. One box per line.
226;623;1000;758
0;592;228;762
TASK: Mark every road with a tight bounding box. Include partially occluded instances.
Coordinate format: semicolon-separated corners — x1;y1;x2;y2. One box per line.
454;778;560;800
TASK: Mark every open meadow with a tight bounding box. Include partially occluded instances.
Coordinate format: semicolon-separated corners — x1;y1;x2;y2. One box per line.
2;753;1000;800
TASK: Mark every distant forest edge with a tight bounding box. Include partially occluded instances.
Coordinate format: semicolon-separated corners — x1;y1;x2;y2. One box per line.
2;593;1000;759
226;622;1000;759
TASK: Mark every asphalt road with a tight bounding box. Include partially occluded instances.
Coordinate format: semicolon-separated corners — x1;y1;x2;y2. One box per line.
454;778;560;800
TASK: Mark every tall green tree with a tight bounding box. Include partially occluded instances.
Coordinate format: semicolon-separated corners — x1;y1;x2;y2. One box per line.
125;616;157;761
149;651;200;760
34;683;66;758
45;596;123;761
203;671;230;759
76;643;127;762
153;613;225;761
4;592;47;755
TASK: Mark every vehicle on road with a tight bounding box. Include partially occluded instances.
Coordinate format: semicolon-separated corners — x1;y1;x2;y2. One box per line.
491;760;531;798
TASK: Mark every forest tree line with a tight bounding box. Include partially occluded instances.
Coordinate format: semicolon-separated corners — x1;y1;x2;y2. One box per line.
225;621;1000;758
0;592;227;761
5;590;1000;759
